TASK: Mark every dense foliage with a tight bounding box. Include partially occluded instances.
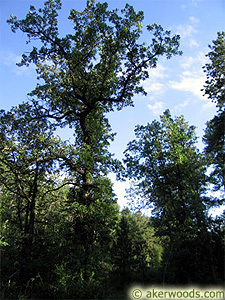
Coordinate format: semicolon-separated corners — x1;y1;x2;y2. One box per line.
0;1;224;299
123;110;223;284
203;32;225;192
203;31;225;111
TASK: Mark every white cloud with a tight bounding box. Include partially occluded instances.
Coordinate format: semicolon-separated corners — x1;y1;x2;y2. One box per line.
191;0;203;7
142;64;168;100
180;51;207;69
1;52;20;66
147;101;165;115
202;98;216;110
175;16;200;48
144;82;164;94
189;16;199;24
174;99;191;111
147;64;168;79
180;53;205;69
181;1;201;9
189;38;200;47
169;74;205;99
143;50;208;112
0;51;35;75
167;49;216;112
169;51;207;100
177;24;197;39
180;56;195;69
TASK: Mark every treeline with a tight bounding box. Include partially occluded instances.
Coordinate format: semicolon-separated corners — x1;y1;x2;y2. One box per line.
0;0;224;299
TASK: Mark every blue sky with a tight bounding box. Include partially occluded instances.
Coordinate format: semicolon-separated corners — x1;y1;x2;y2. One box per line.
0;0;224;213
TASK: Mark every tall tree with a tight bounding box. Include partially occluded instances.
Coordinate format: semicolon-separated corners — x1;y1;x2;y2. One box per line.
202;31;225;111
124;110;218;283
7;0;182;205
4;0;182;297
203;111;225;192
202;32;225;192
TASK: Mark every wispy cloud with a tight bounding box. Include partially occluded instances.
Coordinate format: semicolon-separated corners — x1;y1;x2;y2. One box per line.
142;64;168;101
145;82;164;95
189;16;199;24
169;51;207;100
147;64;168;79
175;16;200;48
142;64;168;114
143;18;206;113
180;51;207;69
169;72;205;99
202;98;216;110
0;51;35;75
189;39;200;47
177;23;197;39
174;99;192;111
181;0;202;9
147;101;165;115
143;50;208;113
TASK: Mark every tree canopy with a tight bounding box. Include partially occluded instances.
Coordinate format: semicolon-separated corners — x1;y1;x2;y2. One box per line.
202;32;225;192
123;109;223;284
7;0;182;205
202;31;225;111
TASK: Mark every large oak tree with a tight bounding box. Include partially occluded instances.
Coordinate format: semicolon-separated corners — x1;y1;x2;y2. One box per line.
7;0;181;204
2;0;182;297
